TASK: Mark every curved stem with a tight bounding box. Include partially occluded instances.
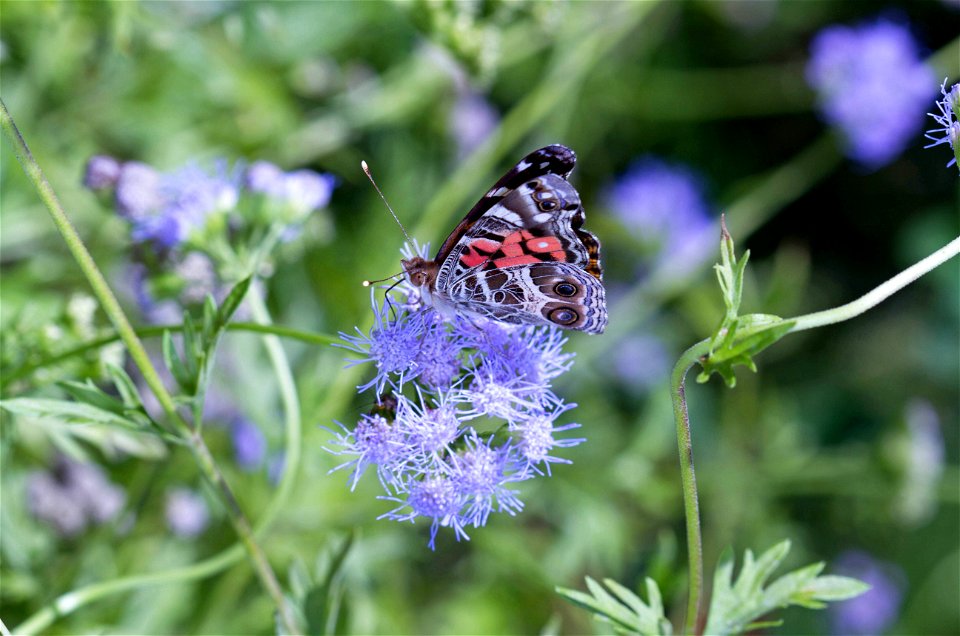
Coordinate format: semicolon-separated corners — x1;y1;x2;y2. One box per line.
788;236;960;333
2;322;339;390
244;286;303;562
671;340;711;635
1;100;299;636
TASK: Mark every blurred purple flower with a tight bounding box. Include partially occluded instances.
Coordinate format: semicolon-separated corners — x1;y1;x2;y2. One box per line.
611;334;670;390
26;456;125;537
83;155;122;190
605;157;713;272
109;160;239;249
165;488;210;538
328;246;585;548
925;79;960;169
831;550;904;635
450;91;499;159
806;18;935;168
231;417;267;471
245;160;336;220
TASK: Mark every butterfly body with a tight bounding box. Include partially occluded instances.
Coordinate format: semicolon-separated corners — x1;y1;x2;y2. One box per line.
402;145;607;334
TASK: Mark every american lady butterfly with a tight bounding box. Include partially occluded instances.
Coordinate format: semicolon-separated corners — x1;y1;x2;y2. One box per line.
402;144;607;334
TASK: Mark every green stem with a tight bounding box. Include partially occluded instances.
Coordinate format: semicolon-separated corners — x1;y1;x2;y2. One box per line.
788;236;960;333
244;286;304;576
0;100;299;636
2;322;339;390
671;340;711;636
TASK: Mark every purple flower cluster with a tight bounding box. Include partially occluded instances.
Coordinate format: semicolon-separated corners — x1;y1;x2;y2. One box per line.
806;18;935;168
83;156;335;250
84;156;335;320
925;79;960;170
329;262;584;548
26;456;125;537
604;157;713;274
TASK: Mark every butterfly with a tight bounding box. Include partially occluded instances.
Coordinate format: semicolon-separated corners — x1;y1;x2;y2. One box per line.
402;144;607;334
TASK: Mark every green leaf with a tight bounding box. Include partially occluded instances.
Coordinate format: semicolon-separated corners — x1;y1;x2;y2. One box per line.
0;397;169;459
557;576;672;635
58;379;126;414
106;362;143;409
202;294;218;344
162;329;192;391
181;313;200;382
217;275;252;329
699;219;799;387
704;541;871;635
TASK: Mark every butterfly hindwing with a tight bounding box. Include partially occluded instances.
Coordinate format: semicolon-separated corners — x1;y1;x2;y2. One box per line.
445;261;608;334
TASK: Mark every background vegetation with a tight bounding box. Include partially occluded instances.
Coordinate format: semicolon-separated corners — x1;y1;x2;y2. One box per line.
1;1;957;634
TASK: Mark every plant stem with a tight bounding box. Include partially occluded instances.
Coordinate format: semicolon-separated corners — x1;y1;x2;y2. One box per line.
244;286;304;567
789;236;960;332
0;99;300;635
1;322;339;390
671;340;711;635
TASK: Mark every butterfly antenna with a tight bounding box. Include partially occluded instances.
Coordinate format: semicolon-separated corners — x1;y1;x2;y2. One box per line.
362;272;403;287
362;160;412;245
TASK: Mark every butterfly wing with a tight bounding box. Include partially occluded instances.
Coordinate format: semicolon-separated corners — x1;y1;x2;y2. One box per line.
433;144;578;264
436;170;607;334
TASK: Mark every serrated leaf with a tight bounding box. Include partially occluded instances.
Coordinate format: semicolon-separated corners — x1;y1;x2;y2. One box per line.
557;576;671;635
217;276;251;328
704;541;871;635
106;363;143;409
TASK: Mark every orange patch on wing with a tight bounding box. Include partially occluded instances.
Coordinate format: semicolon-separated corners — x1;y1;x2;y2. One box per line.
493;254;540;268
459;238;502;268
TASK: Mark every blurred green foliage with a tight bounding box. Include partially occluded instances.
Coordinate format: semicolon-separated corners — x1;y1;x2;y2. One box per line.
1;1;957;634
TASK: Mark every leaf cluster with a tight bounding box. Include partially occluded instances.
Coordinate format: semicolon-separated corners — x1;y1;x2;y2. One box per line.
697;220;795;387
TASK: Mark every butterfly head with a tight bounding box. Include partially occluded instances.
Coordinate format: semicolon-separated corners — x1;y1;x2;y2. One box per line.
401;256;439;292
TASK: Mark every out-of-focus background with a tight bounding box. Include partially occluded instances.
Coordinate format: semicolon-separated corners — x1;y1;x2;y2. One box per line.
1;1;957;634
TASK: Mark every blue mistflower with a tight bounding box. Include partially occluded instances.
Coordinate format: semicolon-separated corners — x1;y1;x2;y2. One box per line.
326;413;409;491
453;433;523;527
806;18;935;168
925;79;960;170
382;476;468;549
338;293;427;393
329;243;588;548
512;400;584;475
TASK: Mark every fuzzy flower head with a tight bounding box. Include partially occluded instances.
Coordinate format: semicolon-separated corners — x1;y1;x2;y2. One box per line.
329;243;586;548
925;79;960;171
806;18;935;168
